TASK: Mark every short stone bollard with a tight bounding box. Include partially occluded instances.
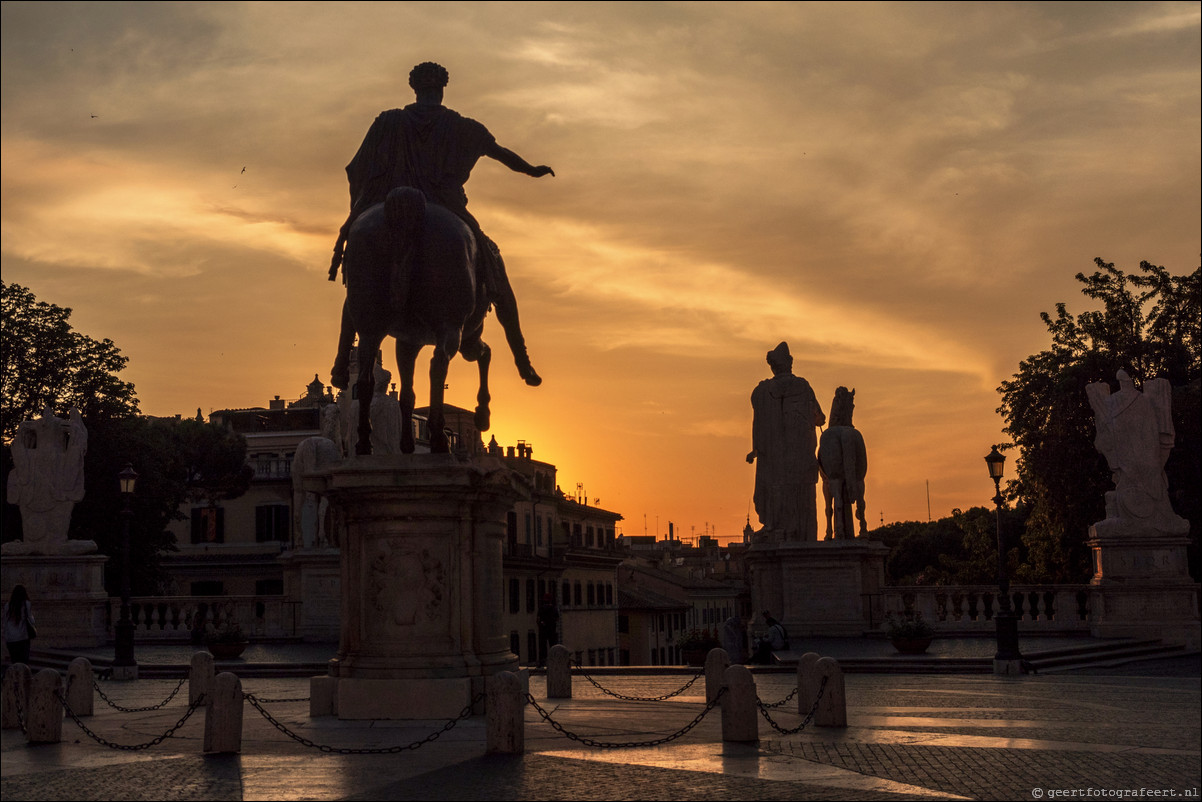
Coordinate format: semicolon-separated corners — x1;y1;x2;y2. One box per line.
27;669;63;744
66;657;94;717
486;671;524;754
546;644;572;699
814;656;847;728
203;672;243;753
704;647;730;704
2;662;32;730
796;651;822;717
190;651;214;707
720;664;758;743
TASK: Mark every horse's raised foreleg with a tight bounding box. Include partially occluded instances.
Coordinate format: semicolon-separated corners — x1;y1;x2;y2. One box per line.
396;340;420;454
460;337;491;432
427;347;451;453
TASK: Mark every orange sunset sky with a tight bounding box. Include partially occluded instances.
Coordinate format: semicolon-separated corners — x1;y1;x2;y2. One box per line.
2;2;1199;544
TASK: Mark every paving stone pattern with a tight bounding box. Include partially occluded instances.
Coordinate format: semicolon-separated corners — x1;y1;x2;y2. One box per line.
2;665;1198;801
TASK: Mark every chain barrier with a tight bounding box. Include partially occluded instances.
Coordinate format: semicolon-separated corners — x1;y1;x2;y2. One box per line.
242;691;481;754
56;690;206;751
250;695;311;704
760;686;798;709
91;676;188;713
571;661;705;702
756;676;827;735
526;686;725;749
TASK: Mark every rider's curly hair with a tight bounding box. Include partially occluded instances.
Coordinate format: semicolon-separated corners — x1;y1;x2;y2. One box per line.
409;62;449;91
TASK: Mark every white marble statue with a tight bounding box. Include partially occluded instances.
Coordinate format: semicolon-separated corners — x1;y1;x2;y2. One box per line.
1086;370;1188;535
3;406;97;555
292;405;344;549
369;363;403;455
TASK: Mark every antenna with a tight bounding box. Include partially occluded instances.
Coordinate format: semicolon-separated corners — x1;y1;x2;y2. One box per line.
926;480;931;522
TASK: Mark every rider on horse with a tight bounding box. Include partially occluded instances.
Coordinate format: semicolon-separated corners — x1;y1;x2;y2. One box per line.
329;61;553;389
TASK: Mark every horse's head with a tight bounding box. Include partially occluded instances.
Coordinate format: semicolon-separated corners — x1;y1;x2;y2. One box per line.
829;386;855;427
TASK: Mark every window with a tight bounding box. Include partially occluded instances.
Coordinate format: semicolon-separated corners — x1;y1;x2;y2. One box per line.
524;513;532;544
509;579;520;614
191;507;224;544
526;579;536;613
573;582;582;607
617;615;629;634
586;526;595;548
255;579;283;596
605;584;613;606
255;504;290;542
562;581;571;607
506;511;518;547
587;583;595;607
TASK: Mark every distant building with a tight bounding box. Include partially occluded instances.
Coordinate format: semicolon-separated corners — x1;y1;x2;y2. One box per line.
158;374;625;666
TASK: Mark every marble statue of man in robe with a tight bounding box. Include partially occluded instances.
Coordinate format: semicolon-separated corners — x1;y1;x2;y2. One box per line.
1086;370;1187;535
746;342;826;541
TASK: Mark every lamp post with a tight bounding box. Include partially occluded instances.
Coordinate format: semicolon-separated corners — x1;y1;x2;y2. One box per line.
113;463;139;680
984;446;1023;674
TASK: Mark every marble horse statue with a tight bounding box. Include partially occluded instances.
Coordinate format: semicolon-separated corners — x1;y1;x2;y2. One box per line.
333;186;491;455
818;387;868;540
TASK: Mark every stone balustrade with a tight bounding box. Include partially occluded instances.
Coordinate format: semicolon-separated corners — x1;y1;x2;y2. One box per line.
873;585;1093;632
105;595;297;641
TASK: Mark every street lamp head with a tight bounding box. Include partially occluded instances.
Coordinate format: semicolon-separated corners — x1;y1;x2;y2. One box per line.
984;446;1005;482
118;463;138;495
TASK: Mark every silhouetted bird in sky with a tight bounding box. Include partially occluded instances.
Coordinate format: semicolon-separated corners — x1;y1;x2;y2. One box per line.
241;166;246;174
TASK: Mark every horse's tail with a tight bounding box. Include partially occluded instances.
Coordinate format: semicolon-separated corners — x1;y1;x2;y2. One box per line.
384;186;426;309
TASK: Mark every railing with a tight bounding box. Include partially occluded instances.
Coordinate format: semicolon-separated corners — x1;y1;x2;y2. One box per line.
874;585;1093;632
105;595;297;641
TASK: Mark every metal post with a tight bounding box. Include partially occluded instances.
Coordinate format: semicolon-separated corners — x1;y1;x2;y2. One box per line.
113;490;138;680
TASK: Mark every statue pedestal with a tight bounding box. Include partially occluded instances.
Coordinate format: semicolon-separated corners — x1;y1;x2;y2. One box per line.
746;539;889;636
307;455;524;719
1088;522;1200;649
279;548;341;642
1;555;109;649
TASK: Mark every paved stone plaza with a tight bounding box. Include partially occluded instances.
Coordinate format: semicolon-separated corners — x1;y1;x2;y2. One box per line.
2;656;1198;801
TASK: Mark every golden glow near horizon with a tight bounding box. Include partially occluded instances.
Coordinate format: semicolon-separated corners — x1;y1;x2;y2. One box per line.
3;2;1199;544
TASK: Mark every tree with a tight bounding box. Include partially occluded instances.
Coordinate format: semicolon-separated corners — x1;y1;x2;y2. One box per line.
997;259;1201;582
2;281;251;594
67;416;252;595
1;281;139;443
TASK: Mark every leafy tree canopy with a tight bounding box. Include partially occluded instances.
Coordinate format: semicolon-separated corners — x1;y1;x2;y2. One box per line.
2;281;251;594
1;281;139;443
997;259;1201;582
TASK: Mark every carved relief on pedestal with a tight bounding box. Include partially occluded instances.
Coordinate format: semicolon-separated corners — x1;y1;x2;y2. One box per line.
364;539;447;640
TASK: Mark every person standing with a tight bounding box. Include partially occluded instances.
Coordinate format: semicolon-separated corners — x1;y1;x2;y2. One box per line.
3;585;35;665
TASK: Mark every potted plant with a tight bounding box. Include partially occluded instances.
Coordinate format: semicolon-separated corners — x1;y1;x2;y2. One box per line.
677;628;721;666
205;619;249;660
885;613;934;655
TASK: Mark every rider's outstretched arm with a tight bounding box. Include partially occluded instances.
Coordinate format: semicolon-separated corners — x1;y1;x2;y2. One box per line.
486;141;555;178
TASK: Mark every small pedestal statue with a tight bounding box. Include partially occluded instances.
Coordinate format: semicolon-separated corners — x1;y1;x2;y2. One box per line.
744;345;887;637
1;407;107;647
1085;371;1198;648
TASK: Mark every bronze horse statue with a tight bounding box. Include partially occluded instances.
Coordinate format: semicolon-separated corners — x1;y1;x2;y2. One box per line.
818;386;868;539
331;186;491;455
